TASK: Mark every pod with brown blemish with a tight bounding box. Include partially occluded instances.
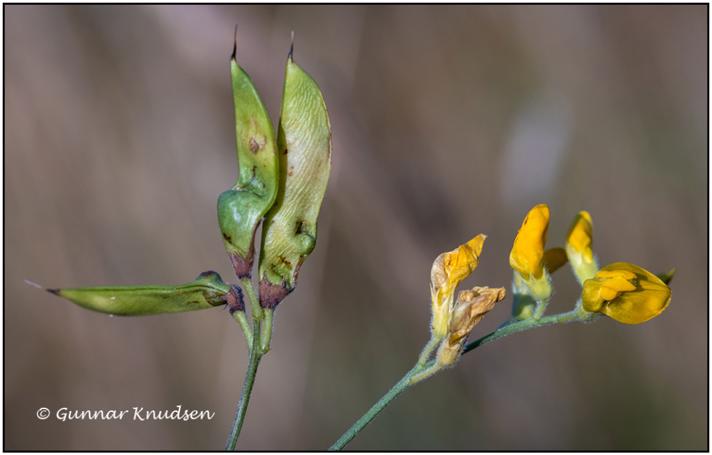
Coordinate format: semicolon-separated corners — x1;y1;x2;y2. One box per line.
217;45;279;278
47;271;234;316
258;54;332;309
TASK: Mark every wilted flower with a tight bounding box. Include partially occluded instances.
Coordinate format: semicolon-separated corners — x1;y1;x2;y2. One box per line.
582;262;671;324
436;286;506;367
430;234;486;338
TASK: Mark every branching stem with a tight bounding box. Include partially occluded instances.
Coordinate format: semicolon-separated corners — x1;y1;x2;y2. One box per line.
225;277;269;451
328;305;594;451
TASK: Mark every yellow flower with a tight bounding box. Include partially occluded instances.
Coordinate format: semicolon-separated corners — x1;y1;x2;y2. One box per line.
582;262;671;324
567;211;593;261
430;234;486;338
566;211;598;283
436;286;506;366
510;204;549;280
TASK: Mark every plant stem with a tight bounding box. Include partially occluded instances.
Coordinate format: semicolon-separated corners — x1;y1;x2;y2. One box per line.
232;311;253;348
329;307;593;450
328;363;422;451
241;277;263;322
260;309;274;353
463;307;584;354
226;318;262;450
225;278;267;451
416;335;441;366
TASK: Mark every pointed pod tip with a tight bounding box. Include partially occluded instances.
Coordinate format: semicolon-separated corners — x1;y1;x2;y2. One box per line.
46;288;60;296
230;24;238;61
288;30;295;61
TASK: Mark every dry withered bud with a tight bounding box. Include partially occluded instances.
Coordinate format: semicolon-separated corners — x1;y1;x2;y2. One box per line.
436;286;506;367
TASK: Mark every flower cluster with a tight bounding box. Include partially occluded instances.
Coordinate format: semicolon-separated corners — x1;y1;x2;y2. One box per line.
509;203;672;324
422;203;672;370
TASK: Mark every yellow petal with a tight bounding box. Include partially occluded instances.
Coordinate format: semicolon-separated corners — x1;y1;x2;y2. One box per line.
510;204;549;280
582;262;671;324
430;234;487;337
566;211;593;262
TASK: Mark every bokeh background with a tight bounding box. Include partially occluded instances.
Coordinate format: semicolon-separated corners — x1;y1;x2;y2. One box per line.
5;4;707;450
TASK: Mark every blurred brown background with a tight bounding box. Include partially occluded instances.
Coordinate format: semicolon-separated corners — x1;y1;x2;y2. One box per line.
5;4;707;450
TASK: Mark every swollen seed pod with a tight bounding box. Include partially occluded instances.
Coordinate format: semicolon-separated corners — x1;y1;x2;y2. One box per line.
217;43;279;278
258;53;332;309
47;271;233;316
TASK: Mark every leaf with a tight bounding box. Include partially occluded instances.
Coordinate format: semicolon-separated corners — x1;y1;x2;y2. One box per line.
217;49;279;278
47;271;233;316
258;55;332;308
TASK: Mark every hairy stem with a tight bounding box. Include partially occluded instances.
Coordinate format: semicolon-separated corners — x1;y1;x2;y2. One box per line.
328;364;422;451
416;335;441;366
329;306;592;450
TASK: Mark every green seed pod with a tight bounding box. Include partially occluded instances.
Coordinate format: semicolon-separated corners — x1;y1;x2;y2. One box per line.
217;45;279;278
47;271;234;316
258;54;332;309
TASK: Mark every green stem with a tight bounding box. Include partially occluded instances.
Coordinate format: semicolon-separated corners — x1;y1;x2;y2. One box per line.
225;278;267;451
464;307;584;354
329;306;593;450
328;363;423;451
240;277;263;322
532;297;550;320
260;309;274;353
226;318;262;451
416;335;441;366
232;311;254;348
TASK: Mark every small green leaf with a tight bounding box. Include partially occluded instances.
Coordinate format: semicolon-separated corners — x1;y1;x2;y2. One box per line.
258;55;332;308
218;49;279;278
48;271;233;316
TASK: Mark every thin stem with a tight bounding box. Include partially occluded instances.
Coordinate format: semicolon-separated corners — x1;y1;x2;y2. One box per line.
416;335;441;366
225;318;262;451
329;307;593;450
408;362;441;384
260;309;274;353
225;277;268;450
240;277;263;322
328;364;423;451
463;307;584;354
532;297;550;319
232;311;253;348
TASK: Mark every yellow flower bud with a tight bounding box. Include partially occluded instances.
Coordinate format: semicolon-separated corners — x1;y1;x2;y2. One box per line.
510;204;549;280
430;234;486;338
566;211;599;283
436;286;506;366
582;262;671;324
